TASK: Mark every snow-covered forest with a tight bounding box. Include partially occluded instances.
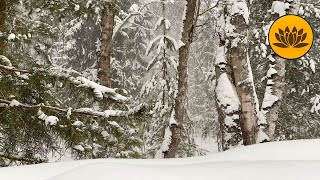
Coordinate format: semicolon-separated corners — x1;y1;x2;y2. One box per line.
0;0;320;167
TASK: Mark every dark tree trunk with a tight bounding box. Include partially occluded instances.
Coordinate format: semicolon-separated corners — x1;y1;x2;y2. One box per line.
98;0;116;87
0;0;6;54
164;0;198;158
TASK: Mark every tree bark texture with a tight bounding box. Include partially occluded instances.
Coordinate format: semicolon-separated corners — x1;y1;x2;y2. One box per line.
263;0;300;140
228;0;258;145
98;0;117;87
0;0;6;54
164;0;198;158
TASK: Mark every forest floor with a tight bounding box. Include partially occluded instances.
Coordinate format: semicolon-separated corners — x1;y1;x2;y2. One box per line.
1;139;320;180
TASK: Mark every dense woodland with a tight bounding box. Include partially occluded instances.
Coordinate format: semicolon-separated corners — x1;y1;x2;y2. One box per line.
0;0;319;166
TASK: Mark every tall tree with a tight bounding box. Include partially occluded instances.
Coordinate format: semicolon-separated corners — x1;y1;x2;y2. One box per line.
142;1;179;158
0;0;146;166
0;0;5;54
164;0;199;158
225;0;259;145
98;0;117;87
215;1;243;151
259;0;301;141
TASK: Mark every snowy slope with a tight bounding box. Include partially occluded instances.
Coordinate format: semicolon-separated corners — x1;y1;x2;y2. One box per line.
1;139;320;180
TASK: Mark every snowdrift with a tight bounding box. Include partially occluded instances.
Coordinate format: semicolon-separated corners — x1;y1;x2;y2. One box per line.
1;139;320;180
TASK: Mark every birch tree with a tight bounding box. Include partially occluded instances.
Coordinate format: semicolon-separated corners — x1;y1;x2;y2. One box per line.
225;0;259;145
215;2;243;150
259;0;301;141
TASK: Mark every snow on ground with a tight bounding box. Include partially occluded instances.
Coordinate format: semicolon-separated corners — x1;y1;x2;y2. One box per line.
1;139;320;180
194;136;218;153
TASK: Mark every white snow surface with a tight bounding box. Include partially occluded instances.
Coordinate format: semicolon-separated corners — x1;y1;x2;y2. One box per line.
216;73;240;114
256;127;270;142
73;145;85;152
215;46;226;65
9;99;20;107
156;126;172;159
44;116;59;126
76;77;127;101
270;1;290;16
129;4;139;12
2;140;320;179
261;86;279;109
310;94;320;114
231;0;249;24
37;110;59;126
310;59;316;73
7;33;16;40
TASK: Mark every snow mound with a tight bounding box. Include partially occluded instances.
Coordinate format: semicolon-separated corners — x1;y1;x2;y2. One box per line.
204;139;320;161
1;140;320;180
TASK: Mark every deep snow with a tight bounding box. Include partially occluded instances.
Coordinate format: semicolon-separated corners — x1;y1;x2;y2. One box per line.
1;139;320;180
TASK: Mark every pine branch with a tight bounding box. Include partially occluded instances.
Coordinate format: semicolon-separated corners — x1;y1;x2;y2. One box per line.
0;63;128;102
0;152;46;164
0;98;146;119
0;64;29;74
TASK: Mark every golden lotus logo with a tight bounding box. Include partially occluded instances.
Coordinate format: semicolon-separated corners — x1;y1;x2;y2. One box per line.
269;15;313;59
274;26;308;48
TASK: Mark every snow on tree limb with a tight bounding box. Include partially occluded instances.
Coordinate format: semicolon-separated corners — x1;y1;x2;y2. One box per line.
0;55;12;66
38;110;59;126
270;1;290;17
0;61;128;102
112;11;140;40
258;55;285;142
0;152;46;164
75;76;127;101
0;99;146;120
230;0;250;25
216;73;240;114
310;95;320;115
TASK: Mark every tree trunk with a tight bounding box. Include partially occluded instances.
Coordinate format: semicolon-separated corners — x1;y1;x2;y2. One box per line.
98;0;117;87
215;46;243;151
228;0;258;145
261;55;286;140
164;0;198;158
0;0;6;54
215;4;243;150
261;0;300;141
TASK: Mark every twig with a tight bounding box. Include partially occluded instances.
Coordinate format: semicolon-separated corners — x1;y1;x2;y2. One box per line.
198;0;220;17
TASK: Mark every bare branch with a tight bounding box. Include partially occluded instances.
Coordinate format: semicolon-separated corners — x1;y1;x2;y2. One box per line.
198;0;220;17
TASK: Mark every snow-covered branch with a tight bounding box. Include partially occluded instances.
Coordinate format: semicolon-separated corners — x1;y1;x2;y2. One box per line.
113;12;140;40
0;62;128;102
0;99;146;120
0;152;46;164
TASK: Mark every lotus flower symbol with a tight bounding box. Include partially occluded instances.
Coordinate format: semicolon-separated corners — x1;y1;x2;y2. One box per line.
273;26;309;48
